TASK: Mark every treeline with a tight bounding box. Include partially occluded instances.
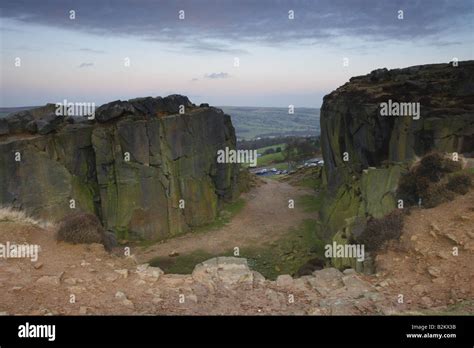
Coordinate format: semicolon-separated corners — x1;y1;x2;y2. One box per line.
238;136;320;151
284;137;321;167
261;146;283;155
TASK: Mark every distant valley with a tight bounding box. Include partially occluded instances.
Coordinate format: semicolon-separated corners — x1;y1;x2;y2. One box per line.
220;106;320;140
1;105;320;140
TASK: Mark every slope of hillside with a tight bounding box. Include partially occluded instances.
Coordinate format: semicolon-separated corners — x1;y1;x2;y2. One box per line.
1;187;472;315
374;189;474;313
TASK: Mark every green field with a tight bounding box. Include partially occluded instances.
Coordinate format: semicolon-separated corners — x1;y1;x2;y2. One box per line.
257;151;286;167
221;106;320;140
256;143;285;154
242;143;288;169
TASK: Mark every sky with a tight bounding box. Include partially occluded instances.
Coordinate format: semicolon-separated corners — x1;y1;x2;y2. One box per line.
1;0;473;107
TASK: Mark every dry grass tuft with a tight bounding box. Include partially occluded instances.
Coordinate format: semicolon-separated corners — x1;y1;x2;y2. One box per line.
0;206;53;228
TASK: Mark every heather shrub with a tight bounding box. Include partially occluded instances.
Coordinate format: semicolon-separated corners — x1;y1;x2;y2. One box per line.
421;183;456;208
397;172;419;206
397;152;466;208
356;210;404;252
56;212;117;251
446;173;472;195
417;152;462;181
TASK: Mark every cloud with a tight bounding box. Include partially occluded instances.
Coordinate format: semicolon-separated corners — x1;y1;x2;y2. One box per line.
183;41;248;55
77;48;105;54
78;62;94;68
191;78;199;82
1;0;472;51
428;40;463;47
0;27;24;33
204;72;230;79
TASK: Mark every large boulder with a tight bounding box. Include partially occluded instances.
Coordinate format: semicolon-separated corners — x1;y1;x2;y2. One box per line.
0;95;239;240
2;104;61;135
192;257;254;289
95;100;136;123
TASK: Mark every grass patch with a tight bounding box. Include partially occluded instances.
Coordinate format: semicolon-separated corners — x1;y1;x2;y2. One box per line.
240;219;326;279
256;152;286;167
273;162;289;170
297;175;322;189
242;148;286;168
150;219;327;279
257;143;286;154
298;194;323;212
149;249;223;274
0;206;51;228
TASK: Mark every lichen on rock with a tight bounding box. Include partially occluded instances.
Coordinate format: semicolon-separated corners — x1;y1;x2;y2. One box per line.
0;95;239;241
318;61;474;269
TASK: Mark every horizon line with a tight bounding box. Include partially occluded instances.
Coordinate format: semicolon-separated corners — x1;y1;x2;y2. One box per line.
0;104;322;110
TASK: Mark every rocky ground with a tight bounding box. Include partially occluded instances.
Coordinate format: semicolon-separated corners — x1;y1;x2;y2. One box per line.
374;189;474;313
0;189;472;315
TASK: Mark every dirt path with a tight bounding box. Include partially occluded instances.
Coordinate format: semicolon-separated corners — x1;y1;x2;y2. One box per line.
137;178;315;263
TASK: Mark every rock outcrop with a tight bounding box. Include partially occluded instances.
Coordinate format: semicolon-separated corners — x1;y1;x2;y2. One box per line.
321;61;474;185
0;95;239;240
318;61;474;270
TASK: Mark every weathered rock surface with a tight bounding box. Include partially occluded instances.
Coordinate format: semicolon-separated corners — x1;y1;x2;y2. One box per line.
318;61;474;270
0;95;239;240
320;61;474;269
192;257;254;289
321;61;474;187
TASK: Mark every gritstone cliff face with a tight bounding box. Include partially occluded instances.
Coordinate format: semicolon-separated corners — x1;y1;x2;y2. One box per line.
0;95;239;240
318;61;474;270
